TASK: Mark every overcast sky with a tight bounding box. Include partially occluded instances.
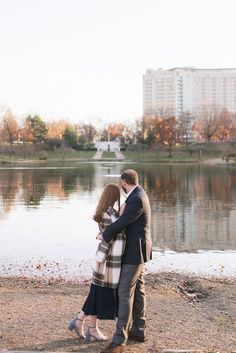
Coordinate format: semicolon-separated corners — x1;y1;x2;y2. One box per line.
0;0;236;123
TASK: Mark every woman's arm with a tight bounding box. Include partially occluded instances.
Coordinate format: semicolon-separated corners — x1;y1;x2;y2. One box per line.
96;211;114;242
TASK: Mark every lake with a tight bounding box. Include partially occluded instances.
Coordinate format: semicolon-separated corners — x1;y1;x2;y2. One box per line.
0;162;236;278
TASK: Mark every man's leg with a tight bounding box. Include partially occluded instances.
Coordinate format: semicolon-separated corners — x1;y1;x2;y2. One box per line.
129;268;146;338
112;264;144;346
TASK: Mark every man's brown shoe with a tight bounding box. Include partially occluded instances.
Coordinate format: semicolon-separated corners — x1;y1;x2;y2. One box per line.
100;342;125;353
128;332;147;342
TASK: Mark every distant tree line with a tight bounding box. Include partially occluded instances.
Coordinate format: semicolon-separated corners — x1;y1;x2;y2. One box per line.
0;105;236;157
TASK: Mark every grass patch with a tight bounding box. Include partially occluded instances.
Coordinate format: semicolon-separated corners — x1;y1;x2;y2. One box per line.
102;151;116;159
0;150;96;161
0;154;38;161
123;149;222;161
46;150;95;159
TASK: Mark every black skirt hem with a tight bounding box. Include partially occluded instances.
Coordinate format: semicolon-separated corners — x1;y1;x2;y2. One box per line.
82;283;118;320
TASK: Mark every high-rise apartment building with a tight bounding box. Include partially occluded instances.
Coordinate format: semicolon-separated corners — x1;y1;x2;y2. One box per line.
143;67;236;118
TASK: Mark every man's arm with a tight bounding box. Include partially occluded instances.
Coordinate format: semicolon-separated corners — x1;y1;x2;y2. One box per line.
102;196;143;242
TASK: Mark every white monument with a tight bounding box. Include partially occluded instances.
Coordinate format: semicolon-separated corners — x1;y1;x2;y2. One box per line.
95;131;121;151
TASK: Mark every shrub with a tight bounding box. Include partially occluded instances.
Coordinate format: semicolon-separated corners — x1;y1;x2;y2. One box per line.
44;139;62;150
73;143;84;151
127;143;149;152
38;151;48;160
83;142;96;151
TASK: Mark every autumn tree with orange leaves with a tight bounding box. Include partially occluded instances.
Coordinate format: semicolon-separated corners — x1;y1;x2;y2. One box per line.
46;120;68;140
99;123;125;142
142;115;178;156
215;109;236;141
154;117;178;157
1;109;19;145
108;123;125;141
194;106;236;143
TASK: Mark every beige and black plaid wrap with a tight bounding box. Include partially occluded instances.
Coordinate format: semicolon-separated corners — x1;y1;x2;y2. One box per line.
92;207;126;289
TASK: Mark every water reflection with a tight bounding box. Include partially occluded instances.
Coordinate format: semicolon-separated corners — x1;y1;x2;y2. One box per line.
0;164;96;208
137;164;236;251
0;163;236;252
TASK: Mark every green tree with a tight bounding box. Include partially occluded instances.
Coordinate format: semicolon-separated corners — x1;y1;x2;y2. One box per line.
25;115;48;143
63;125;77;148
144;128;155;146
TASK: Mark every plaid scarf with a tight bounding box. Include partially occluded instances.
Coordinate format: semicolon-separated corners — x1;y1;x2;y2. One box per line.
92;207;126;288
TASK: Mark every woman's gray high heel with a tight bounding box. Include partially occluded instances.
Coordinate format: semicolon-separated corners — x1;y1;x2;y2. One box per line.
68;318;85;339
85;326;108;342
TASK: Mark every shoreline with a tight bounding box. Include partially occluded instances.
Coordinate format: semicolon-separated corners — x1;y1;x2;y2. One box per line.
0;272;234;288
1;250;235;281
0;269;235;287
0;157;235;166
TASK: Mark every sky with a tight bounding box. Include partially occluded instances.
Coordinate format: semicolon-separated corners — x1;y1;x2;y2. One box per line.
1;0;236;123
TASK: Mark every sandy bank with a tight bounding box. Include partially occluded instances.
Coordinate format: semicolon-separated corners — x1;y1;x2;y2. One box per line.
201;158;236;166
0;273;235;353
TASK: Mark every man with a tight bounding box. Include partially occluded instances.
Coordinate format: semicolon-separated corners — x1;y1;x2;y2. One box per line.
100;169;152;353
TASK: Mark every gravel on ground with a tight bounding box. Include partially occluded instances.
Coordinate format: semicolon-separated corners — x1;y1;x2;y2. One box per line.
0;272;235;353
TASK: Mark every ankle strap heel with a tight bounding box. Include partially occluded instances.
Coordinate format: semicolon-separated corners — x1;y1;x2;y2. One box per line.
68;318;85;339
85;326;92;342
86;326;108;342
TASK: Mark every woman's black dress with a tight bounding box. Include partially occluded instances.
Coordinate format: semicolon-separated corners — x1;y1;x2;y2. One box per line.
82;283;118;320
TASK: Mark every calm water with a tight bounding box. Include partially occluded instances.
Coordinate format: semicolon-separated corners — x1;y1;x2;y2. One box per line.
0;162;236;274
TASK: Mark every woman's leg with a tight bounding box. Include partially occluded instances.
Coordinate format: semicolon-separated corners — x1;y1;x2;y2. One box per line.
68;311;86;338
86;315;108;341
77;311;85;321
75;313;85;336
89;314;97;327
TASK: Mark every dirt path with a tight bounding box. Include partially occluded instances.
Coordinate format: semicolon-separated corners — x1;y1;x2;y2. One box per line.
92;151;103;159
0;273;235;353
114;151;125;160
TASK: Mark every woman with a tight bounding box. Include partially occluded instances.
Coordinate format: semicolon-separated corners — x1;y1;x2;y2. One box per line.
68;183;126;341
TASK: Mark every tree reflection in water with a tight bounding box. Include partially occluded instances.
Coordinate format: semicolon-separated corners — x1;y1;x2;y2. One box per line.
119;163;236;251
0;163;236;251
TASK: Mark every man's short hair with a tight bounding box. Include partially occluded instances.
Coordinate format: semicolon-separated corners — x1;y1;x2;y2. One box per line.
121;169;139;185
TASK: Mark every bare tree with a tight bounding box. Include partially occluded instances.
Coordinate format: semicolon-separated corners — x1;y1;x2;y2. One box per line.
77;123;97;145
120;118;144;144
194;106;221;143
177;111;194;147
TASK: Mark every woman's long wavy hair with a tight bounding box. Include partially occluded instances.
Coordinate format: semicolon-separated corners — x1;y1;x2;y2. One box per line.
93;183;120;223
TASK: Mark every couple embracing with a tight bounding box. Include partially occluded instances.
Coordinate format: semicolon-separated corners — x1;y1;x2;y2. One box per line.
68;169;152;353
